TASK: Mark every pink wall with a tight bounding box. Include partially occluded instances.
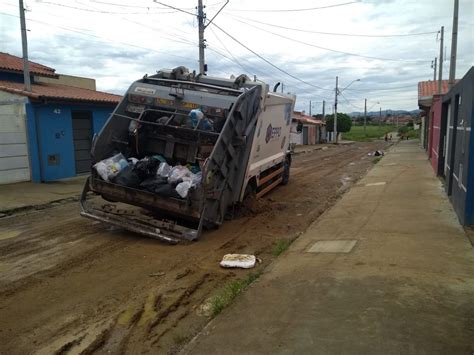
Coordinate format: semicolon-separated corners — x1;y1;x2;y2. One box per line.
429;95;442;174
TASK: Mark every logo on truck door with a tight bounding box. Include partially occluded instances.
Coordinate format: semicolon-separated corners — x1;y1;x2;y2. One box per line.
265;124;282;143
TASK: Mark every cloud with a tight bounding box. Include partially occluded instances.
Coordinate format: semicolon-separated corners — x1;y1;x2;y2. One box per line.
1;0;472;112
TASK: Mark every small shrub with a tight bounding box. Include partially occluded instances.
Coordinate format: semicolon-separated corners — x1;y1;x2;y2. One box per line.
210;272;262;316
272;239;292;256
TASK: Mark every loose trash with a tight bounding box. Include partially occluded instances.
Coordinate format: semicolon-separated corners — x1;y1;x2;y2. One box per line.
368;150;384;156
148;272;165;277
220;254;257;269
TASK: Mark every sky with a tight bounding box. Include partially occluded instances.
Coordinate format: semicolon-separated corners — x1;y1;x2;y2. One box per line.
0;0;473;114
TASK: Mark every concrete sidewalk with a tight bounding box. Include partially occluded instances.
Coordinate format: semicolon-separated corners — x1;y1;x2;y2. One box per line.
185;140;474;354
0;176;86;214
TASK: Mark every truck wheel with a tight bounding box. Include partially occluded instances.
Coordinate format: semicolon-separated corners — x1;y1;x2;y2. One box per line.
281;161;290;185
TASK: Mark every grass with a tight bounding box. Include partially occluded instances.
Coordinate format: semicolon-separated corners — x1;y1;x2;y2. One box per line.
210;272;262;316
272;239;292;256
372;156;382;164
342;125;396;142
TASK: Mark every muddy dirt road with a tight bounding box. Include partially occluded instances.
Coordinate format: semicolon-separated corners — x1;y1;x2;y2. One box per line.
0;142;386;354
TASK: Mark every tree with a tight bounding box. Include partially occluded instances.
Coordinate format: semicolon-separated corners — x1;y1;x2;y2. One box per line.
325;113;352;133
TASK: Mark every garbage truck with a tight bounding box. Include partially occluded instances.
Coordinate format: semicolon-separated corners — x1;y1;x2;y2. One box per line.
80;66;296;243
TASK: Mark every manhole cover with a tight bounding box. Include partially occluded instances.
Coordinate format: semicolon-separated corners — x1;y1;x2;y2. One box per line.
306;240;357;253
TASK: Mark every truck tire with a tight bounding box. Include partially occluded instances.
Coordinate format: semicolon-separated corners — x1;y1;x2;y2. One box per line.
281;160;290;185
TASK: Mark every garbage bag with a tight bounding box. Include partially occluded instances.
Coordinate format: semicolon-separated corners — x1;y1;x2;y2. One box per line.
93;153;128;181
152;155;167;163
176;181;193;198
168;165;191;184
140;176;167;192
134;156;161;179
112;165;142;188
128;157;139;165
157;162;172;177
190;171;202;187
185;109;214;131
140;177;181;198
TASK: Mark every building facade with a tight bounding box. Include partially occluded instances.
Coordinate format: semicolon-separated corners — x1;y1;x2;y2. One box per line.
440;68;473;225
0;52;121;184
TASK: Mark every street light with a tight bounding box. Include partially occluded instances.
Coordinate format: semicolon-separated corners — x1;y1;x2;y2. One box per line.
334;78;361;143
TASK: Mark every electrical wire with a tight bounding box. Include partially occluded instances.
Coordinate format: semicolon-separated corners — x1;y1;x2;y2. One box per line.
340;92;363;110
344;84;417;92
152;1;197;16
0;12;194;61
225;13;439;38
208;26;251;74
36;1;178;14
227;1;359;12
89;0;201;10
233;18;432;63
211;22;333;96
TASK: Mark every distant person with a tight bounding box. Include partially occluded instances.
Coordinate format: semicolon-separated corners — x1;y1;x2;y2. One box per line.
384;133;388;142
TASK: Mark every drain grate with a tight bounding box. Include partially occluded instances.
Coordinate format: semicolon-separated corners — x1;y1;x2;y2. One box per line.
306;240;358;253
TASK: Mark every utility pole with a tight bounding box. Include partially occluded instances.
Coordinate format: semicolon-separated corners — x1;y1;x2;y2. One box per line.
333;76;338;143
379;107;382;126
431;57;437;81
19;0;31;92
322;100;325;119
438;26;444;94
197;0;206;75
309;100;312;116
449;0;459;89
364;98;367;136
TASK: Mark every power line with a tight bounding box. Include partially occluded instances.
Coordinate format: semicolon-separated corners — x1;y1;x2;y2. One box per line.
208;26;250;74
152;1;197;16
88;0;199;10
225;13;439;38
35;1;178;14
340;92;363;110
227;1;358;12
211;22;333;97
344;84;417;91
0;12;194;61
234;18;432;63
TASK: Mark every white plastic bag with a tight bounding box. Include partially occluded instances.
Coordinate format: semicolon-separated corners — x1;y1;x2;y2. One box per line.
175;180;193;198
220;254;256;269
168;165;191;184
157;162;171;177
93;153;128;181
190;171;202;187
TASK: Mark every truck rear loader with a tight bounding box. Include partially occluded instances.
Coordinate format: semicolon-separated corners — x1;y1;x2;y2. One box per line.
80;66;296;243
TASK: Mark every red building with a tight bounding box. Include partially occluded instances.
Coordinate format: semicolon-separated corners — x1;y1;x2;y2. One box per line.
418;80;451;174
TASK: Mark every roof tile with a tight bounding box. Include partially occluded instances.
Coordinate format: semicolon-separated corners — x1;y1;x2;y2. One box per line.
0;80;121;104
0;52;57;78
418;80;452;99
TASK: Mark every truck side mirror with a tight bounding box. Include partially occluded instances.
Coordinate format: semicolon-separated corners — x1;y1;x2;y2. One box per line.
296;122;303;133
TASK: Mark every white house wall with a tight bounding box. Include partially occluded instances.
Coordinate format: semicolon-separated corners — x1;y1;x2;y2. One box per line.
0;91;30;184
290;122;303;145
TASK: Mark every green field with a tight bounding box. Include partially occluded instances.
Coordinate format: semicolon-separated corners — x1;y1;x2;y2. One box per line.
342;125;397;142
